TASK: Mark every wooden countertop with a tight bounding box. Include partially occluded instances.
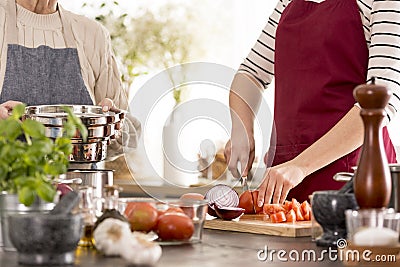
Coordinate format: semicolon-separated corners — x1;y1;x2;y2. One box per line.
0;229;344;267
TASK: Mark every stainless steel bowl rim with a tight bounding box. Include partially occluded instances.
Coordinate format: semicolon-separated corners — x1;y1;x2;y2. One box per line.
24;105;126;126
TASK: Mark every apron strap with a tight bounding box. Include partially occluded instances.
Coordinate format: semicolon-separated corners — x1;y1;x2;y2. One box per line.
5;1;76;48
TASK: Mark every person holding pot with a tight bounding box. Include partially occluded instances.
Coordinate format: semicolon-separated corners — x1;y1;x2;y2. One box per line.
0;0;140;158
225;0;399;205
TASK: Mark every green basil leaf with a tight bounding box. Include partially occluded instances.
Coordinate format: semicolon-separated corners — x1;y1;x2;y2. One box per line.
14;176;36;187
3;120;22;140
18;186;36;206
63;120;76;138
29;139;53;156
11;104;26;119
36;182;56;203
55;138;73;155
44;162;67;176
63;106;88;141
21;119;45;139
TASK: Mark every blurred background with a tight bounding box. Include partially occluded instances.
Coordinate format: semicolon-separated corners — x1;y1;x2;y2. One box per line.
59;0;400;186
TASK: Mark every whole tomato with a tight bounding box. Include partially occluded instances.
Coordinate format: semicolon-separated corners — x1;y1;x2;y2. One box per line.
156;212;194;241
125;202;158;232
238;190;254;214
238;190;263;214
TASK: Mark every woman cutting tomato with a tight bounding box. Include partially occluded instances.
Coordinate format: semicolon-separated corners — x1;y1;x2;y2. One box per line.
225;0;399;205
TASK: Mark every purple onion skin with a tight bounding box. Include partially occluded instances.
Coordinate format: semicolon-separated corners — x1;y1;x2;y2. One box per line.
204;184;240;218
214;205;245;220
207;203;218;217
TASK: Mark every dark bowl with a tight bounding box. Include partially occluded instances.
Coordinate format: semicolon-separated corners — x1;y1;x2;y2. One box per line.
312;190;359;247
8;213;83;265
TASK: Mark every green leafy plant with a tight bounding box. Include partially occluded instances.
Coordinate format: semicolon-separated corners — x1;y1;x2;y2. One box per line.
0;104;88;206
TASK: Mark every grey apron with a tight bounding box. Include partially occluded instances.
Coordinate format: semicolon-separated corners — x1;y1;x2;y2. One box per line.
0;1;93;106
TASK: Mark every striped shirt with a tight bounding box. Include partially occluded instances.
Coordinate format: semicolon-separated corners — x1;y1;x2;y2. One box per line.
239;0;400;121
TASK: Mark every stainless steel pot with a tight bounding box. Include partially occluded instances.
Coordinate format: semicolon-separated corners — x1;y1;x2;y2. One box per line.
333;164;400;211
24;105;124;126
69;140;108;163
44;124;115;139
59;169;114;199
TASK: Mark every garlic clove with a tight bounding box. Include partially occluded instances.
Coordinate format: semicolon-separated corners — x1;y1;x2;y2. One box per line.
120;231;162;265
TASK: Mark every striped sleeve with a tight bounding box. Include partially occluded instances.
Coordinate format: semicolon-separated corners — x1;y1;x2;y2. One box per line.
367;0;400;121
238;0;289;89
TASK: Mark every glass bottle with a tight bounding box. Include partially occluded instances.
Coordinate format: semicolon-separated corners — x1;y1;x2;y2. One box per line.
93;185;128;230
78;186;97;247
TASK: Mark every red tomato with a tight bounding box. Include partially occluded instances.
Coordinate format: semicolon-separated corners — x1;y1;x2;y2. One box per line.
157;213;195;241
263;204;286;216
250;190;264;214
239;190;255;214
285;209;296;222
125;202;158;232
270;211;286;223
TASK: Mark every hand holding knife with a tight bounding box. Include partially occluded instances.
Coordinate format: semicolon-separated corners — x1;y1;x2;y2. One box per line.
237;162;249;192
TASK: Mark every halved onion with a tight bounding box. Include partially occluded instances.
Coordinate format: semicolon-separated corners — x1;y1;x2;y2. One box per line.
204;184;239;217
214;205;245;220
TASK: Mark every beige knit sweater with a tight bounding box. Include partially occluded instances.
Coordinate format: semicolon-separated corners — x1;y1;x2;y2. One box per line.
0;1;140;158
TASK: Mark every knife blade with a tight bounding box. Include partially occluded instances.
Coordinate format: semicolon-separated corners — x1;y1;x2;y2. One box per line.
237;162;249;192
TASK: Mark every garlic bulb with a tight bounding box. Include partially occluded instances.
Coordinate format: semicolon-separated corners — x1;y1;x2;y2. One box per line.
93;218;162;265
93;218;132;256
121;232;162;265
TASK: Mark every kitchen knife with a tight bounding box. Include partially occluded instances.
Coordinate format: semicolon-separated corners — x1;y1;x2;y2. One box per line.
237;162;249;192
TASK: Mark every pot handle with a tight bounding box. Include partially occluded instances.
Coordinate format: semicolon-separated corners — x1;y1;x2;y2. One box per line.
333;172;353;182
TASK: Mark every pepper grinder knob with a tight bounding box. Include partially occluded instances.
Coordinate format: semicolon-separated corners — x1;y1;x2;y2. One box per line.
353;78;392;208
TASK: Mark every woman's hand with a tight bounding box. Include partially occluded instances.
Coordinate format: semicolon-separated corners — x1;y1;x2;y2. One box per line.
0;101;23;119
257;161;306;206
224;131;255;178
98;98;119;112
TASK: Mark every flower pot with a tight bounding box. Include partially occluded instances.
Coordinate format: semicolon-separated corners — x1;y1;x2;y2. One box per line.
0;193;55;251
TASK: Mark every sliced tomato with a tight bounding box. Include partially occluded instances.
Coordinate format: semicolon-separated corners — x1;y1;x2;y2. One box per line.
285;209;296;222
292;203;304;221
270;211;287;223
283;200;293;212
300;200;312;221
263;204;286;216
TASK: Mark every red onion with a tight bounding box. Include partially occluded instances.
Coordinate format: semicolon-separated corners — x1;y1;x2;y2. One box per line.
214;205;245;220
204;184;239;217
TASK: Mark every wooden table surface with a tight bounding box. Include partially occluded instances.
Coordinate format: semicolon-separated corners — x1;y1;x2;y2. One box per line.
0;229;345;267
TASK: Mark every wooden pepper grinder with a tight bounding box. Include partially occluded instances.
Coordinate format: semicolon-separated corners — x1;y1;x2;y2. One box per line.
353;78;392;208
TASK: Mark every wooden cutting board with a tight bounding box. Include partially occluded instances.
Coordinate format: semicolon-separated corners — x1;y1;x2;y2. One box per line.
204;214;313;237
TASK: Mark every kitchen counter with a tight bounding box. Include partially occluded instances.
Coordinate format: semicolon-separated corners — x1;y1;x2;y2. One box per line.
0;229;344;267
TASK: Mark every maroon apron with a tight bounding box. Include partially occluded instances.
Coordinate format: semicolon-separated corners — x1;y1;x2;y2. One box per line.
268;0;397;202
